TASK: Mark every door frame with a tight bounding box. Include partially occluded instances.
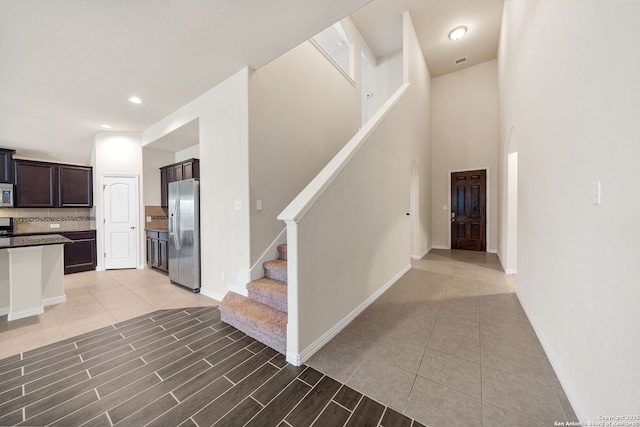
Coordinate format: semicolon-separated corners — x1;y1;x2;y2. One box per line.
410;162;420;259
447;166;491;251
99;174;141;270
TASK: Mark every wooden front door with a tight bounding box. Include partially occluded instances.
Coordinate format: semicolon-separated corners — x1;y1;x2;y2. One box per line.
451;169;487;251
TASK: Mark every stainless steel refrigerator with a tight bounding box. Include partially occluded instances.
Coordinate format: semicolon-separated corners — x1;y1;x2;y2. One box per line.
168;179;200;292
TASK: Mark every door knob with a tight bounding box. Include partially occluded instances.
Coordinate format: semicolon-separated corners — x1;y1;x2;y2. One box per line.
130;226;136;229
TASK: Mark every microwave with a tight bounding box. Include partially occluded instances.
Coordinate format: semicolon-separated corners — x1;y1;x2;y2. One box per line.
0;183;14;208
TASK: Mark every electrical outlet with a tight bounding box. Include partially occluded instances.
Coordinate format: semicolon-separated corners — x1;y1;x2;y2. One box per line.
146;216;152;222
49;223;60;229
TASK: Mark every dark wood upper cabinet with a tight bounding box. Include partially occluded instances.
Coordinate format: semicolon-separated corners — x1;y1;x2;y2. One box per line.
14;159;93;208
14;160;57;207
0;148;15;183
58;165;93;207
160;158;199;207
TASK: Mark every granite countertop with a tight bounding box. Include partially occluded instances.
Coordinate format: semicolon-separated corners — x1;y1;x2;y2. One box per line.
0;234;73;250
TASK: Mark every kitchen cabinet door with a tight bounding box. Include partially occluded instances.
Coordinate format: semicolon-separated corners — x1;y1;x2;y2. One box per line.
173;164;183;181
183;159;199;180
160;167;168;207
14;160;57;207
0;148;15;183
60;231;97;274
158;238;169;272
58;165;93;207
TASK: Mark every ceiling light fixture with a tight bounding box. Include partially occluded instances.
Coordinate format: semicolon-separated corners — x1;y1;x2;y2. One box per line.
448;26;467;41
100;124;112;129
128;96;143;104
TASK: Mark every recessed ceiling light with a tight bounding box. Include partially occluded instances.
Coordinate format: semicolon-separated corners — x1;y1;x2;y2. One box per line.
100;124;112;129
128;96;143;104
448;26;467;41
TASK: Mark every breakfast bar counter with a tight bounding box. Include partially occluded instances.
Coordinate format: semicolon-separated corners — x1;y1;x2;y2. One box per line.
0;234;72;321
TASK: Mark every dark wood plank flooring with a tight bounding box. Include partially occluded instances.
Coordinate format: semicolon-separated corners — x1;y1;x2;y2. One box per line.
0;307;424;427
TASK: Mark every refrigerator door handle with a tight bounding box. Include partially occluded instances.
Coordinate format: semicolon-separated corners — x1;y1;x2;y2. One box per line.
173;197;181;251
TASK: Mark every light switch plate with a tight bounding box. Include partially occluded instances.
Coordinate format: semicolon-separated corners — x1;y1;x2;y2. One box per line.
256;200;263;211
442;205;448;210
146;216;152;222
233;200;243;211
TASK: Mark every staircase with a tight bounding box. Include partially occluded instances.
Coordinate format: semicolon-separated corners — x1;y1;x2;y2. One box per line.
219;244;288;354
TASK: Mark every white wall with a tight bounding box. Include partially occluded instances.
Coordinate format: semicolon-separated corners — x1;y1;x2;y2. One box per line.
142;147;174;206
362;51;403;124
431;60;498;251
92;132;144;270
498;0;640;420
142;68;250;301
248;40;360;265
175;145;199;163
505;151;518;273
281;11;431;361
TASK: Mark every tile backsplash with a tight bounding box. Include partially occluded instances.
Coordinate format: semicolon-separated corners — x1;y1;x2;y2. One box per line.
145;206;168;230
0;208;94;234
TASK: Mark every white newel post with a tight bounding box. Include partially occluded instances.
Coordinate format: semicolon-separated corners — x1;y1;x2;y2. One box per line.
284;221;300;366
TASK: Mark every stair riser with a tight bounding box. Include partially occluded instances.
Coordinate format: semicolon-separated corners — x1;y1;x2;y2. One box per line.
220;309;286;354
264;265;287;283
278;245;287;261
248;289;287;313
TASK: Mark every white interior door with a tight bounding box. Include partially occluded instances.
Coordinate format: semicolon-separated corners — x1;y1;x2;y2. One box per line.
103;175;138;269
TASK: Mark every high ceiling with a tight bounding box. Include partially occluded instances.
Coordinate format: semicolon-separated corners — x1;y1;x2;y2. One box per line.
0;0;503;165
351;0;504;77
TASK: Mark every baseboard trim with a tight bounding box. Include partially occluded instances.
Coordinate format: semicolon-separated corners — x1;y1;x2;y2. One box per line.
504;268;517;275
43;295;67;307
516;291;586;422
199;287;226;303
288;263;412;366
487;249;497;254
431;245;449;250
227;282;248;297
411;247;430;260
0;307;8;316
8;306;44;321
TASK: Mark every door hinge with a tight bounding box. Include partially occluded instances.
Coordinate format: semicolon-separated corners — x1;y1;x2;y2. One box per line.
103;184;107;190
104;253;106;258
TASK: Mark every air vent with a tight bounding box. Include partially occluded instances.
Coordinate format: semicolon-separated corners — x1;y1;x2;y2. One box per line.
455;57;467;65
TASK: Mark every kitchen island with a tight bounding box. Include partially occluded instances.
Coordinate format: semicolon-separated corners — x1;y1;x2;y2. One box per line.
0;234;72;321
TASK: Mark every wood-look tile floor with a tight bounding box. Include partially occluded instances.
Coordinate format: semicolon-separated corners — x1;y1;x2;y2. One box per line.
0;306;424;427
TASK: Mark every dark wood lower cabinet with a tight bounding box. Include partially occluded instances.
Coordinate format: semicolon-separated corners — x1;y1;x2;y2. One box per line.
146;230;169;273
60;230;97;274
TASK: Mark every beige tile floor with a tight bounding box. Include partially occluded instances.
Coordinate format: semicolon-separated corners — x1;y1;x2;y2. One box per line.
307;249;579;426
0;267;218;360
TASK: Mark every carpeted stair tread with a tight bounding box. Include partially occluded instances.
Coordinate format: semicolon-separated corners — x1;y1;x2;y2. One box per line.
277;244;287;261
247;278;287;313
263;259;287;283
219;292;287;354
